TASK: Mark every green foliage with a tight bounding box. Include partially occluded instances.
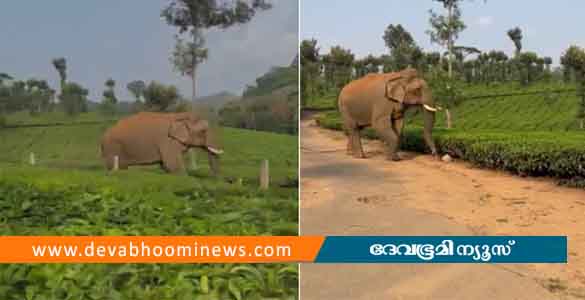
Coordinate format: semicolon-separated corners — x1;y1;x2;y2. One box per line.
425;68;464;109
171;31;208;77
316;112;585;188
100;78;118;115
560;45;585;127
507;27;523;56
243;67;297;98
300;39;322;106
323;46;355;91
143;81;180;111
0;175;298;299
221;66;298;135
0;77;55;115
427;0;467;76
0;112;298;299
161;0;272;33
382;24;422;71
51;57;67;90
60;82;89;116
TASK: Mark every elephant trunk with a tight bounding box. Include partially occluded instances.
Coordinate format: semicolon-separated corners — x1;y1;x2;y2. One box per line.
421;86;438;156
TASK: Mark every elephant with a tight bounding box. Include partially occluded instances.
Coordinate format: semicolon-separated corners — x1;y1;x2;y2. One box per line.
338;68;440;161
100;112;222;175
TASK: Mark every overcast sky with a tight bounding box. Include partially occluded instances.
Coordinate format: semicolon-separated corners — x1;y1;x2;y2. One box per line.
301;0;584;66
0;0;298;100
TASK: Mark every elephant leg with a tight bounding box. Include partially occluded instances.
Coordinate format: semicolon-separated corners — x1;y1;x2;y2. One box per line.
160;141;186;174
103;142;127;171
342;115;365;158
351;128;365;158
373;116;400;161
392;117;404;151
342;121;354;155
342;126;352;155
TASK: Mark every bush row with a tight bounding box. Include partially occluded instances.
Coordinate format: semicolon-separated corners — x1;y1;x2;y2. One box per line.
0;177;298;300
317;112;585;188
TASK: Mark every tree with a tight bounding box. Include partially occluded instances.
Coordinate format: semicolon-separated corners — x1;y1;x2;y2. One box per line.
518;51;538;85
161;0;272;103
25;79;52;114
561;45;585;129
427;68;463;128
328;46;355;91
383;24;421;70
507;27;523;57
171;31;208;103
60;82;88;116
143;81;181;111
300;39;321;105
51;57;67;94
127;80;146;102
101;78;118;114
427;0;467;78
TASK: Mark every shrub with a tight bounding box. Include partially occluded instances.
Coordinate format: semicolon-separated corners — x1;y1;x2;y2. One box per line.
317;113;585;187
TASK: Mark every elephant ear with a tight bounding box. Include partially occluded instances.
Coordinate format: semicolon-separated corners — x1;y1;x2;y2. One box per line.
403;78;426;105
189;119;209;133
169;120;190;144
385;80;406;103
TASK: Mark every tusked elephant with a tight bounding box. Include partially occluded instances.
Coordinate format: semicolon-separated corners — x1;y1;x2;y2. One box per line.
338;67;440;161
101;112;223;175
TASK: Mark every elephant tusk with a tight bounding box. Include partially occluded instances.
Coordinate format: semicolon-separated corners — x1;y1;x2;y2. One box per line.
207;147;224;155
423;104;439;112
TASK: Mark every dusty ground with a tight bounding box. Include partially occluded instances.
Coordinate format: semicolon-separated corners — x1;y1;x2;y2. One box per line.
300;116;585;300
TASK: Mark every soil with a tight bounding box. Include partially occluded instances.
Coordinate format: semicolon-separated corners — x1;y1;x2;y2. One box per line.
300;115;585;300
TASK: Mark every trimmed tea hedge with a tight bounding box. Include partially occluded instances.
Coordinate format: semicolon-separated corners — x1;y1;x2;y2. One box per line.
317;112;585;188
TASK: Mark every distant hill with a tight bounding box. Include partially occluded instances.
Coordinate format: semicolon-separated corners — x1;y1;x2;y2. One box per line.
193;91;240;110
219;64;298;134
242;66;298;97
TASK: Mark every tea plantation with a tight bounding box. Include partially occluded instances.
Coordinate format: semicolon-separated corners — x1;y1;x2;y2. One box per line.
0;114;299;300
312;82;585;188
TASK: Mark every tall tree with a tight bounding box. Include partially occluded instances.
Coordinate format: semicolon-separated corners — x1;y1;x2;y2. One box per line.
171;31;208;103
127;80;146;102
101;78;118;114
427;0;467;78
161;0;272;104
507;27;523;57
383;24;421;70
51;58;67;94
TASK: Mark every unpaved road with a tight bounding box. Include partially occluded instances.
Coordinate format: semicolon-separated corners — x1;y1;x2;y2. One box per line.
300;116;585;300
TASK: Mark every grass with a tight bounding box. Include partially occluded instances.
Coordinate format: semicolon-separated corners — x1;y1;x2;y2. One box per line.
2;111;118;126
0;112;298;300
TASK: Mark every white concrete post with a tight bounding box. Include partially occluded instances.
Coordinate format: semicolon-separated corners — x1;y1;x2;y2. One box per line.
259;159;269;190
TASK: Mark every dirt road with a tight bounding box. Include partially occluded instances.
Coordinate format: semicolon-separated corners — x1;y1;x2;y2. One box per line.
300;116;585;300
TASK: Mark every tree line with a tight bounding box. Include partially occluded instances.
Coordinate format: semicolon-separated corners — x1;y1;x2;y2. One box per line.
1;1;276;127
301;0;585;128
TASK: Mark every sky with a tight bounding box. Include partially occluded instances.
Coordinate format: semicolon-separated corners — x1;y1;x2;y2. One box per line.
0;0;298;100
301;0;584;66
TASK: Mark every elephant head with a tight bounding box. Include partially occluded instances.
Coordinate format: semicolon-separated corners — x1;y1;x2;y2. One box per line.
169;114;222;175
384;69;439;156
